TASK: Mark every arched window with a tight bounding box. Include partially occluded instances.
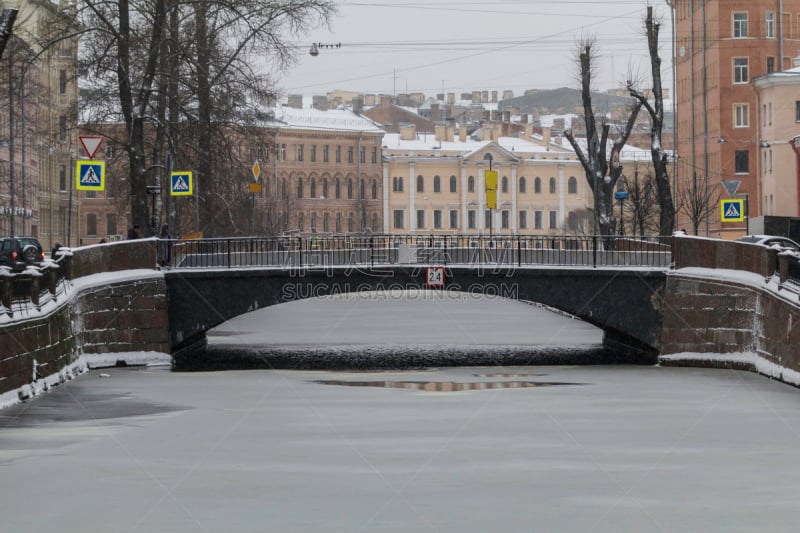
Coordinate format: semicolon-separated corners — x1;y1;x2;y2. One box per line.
398;177;403;192
519;177;526;193
549;177;556;194
468;176;475;193
296;177;304;198
335;212;342;233
335;178;341;199
568;176;578;195
450;175;457;193
322;178;329;198
417;175;424;192
501;176;508;194
348;213;355;232
433;175;441;193
281;178;287;198
534;177;541;194
347;178;354;199
323;213;330;232
310;178;316;199
371;179;378;199
310;212;317;233
359;178;365;199
392;177;398;192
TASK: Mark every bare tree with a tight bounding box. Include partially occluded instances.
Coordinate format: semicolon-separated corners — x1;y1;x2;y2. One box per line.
622;169;659;237
564;39;643;244
679;172;720;235
0;8;18;61
627;6;675;237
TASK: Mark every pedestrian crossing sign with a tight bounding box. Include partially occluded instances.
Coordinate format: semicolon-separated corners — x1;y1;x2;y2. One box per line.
75;160;105;191
720;198;745;222
170;171;193;196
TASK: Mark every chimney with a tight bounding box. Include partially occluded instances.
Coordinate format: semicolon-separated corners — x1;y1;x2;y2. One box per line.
352;96;364;115
472;91;482;103
492;91;498;103
380;94;392;107
542;126;551;145
434;123;447;142
482;90;489;103
447;92;455;104
400;123;417;141
430;102;440;121
502;90;514;100
459;125;467;142
312;95;328;110
288;94;303;109
445;118;455;142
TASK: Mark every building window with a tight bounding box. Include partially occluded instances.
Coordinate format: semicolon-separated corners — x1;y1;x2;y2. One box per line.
280;144;286;160
310;144;316;162
371;179;377;199
359;179;365;199
371;147;377;164
310;179;317;199
733;12;748;38
767;56;776;74
296;178;304;198
323;145;329;162
86;191;96;199
347;178;353;199
450;175;457;193
535;177;541;193
534;211;543;229
795;101;800;122
549;211;557;229
766;12;775;38
549;177;556;194
59;166;67;191
433;210;442;229
416;210;425;229
568;176;578;195
59;115;67;141
501;210;509;229
359;146;365;164
335;178;341;199
106;214;117;236
86;213;97;236
393;210;404;229
734;104;749;128
336;212;342;233
393;176;404;192
484;210;492;229
468;210;476;229
433;175;441;193
347;146;354;163
735;150;750;174
336;146;341;163
59;70;67;95
322;178;328;198
348;213;354;233
519;210;527;229
310;213;317;233
501;176;508;194
468;176;475;192
297;144;304;161
519;177;526;193
733;58;749;84
323;213;330;232
449;209;458;229
417;175;424;192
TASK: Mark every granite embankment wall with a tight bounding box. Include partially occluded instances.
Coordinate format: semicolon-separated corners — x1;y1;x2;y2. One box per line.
0;240;168;397
662;236;800;375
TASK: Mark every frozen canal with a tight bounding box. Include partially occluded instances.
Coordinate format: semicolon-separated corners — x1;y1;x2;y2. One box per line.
2;293;800;531
1;365;800;531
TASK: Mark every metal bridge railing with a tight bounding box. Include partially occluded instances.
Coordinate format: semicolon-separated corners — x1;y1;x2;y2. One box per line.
166;234;672;270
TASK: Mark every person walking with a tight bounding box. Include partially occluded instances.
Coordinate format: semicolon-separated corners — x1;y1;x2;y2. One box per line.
127;224;141;239
158;224;171;267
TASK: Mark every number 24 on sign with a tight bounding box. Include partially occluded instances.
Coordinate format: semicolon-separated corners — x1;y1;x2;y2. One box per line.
426;266;445;287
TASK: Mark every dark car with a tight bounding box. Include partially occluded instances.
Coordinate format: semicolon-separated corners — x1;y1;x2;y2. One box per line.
0;236;45;272
736;235;800;252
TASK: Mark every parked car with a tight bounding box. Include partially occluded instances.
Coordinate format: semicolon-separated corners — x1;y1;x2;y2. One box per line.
735;235;800;252
0;236;45;272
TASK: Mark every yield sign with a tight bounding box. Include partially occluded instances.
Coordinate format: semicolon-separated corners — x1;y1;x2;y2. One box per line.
721;179;741;198
79;135;105;159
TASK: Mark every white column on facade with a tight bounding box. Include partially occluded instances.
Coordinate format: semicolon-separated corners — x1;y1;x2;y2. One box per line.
478;164;485;232
409;163;416;233
461;164;468;233
511;164;518;234
558;162;565;234
382;164;390;234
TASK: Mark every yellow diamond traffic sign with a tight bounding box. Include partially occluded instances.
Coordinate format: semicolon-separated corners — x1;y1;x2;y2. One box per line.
252;160;261;181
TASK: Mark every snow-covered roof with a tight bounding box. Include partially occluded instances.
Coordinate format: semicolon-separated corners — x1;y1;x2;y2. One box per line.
266;105;384;133
382;133;557;156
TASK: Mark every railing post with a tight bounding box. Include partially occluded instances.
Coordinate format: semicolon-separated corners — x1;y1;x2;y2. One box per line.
517;236;521;267
370;237;374;268
227;239;232;268
592;236;597;268
298;237;303;267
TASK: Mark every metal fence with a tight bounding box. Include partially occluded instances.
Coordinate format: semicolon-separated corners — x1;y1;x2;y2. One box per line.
166;234;673;270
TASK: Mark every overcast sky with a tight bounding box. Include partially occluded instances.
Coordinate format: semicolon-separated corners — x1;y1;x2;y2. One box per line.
275;0;675;99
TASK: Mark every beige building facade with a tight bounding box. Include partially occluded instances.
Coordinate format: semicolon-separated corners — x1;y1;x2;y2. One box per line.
753;61;800;217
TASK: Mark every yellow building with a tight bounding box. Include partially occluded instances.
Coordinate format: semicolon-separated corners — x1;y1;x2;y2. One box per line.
382;124;593;235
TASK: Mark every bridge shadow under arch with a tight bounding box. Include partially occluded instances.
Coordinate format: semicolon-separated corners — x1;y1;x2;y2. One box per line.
165;266;666;368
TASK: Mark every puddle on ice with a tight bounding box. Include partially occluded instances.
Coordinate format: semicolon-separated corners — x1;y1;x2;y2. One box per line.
312;379;585;391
